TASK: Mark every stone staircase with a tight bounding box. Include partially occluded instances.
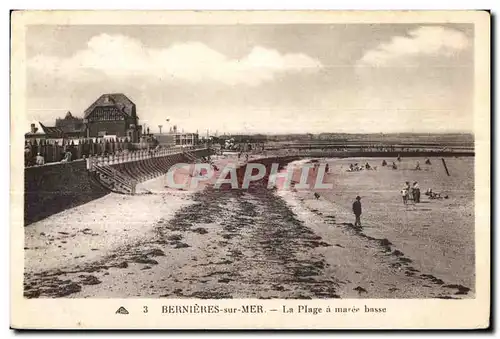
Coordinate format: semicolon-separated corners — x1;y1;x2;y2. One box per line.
183;150;201;163
89;147;212;195
93;164;138;194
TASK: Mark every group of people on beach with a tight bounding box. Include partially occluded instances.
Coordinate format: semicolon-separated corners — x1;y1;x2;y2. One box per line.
348;156;440;226
401;181;448;203
346;162;376;172
380;157;431;171
401;181;421;205
381;159;399;170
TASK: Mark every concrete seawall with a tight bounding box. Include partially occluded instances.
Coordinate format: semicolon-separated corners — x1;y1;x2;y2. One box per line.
24;160;109;226
24;149;211;226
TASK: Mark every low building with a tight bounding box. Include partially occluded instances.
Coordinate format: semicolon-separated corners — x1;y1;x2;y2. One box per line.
153;133;176;147
25;122;66;144
25;111;86;144
24;123;47;143
173;132;199;146
83;93;142;142
152;132;199;147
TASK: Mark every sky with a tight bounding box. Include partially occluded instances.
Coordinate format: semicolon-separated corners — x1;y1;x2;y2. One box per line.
25;23;474;134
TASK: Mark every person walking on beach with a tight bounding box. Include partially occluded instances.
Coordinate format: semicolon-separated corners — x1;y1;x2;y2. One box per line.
412;181;421;203
352;196;362;227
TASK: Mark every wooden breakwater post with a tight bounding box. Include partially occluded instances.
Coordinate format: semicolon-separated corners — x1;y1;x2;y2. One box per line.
441;158;450;176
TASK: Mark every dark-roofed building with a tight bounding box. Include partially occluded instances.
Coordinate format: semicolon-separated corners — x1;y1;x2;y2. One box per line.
55;111;85;138
25;122;69;144
83;93;142;142
39;122;65;138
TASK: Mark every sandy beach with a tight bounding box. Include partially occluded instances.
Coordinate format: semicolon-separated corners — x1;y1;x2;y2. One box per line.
281;156;474;297
24;155;474;299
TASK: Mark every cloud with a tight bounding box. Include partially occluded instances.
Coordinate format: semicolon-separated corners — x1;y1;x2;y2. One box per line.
28;34;323;86
357;26;470;67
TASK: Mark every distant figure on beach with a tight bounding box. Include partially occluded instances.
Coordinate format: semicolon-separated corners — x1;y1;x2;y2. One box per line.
397;154;401;162
401;187;408;205
352;196;362;227
425;188;447;200
401;182;411;205
392;162;397;170
425;158;432;165
382;160;387;166
325;163;329;173
245;153;249;162
415;161;421;170
35;153;45;166
425;188;438;199
412;182;420;203
365;162;371;170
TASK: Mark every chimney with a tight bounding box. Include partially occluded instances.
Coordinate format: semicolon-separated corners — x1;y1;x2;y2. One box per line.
30;123;36;133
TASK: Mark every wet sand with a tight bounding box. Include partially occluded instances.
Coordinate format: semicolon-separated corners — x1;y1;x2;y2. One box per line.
23;155;474;299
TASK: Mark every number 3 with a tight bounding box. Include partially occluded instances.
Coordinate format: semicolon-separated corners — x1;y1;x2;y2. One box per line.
143;306;148;313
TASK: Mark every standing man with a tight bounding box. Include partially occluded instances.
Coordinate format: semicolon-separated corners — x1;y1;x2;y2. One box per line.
24;146;32;167
413;181;421;203
401;181;410;204
352;196;362;227
401;186;408;205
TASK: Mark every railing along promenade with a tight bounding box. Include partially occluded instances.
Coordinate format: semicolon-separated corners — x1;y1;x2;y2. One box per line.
86;145;209;171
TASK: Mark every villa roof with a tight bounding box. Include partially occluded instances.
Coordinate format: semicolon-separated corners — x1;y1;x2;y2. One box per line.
84;93;136;118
